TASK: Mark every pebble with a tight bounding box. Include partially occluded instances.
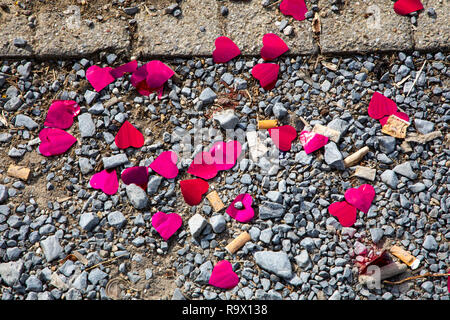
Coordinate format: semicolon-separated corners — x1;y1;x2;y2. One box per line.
40;235;63;262
188;214;207;238
126;184;148;209
324;142;345;170
107;211;127;229
102;154;128;169
213;110;239;130
79;212;100;231
78;113;96;138
380;170;399;189
393;162;417;180
209;215;226;233
414;119;435;134
253;251;293;279
199;88;217;104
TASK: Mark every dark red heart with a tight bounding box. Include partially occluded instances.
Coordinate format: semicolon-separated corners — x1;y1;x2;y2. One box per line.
212;36;241;64
260;33;289;61
393;0;423;15
114;120;144;149
121;166;149;190
252;63;279;91
268;125;297;151
180;178;209;206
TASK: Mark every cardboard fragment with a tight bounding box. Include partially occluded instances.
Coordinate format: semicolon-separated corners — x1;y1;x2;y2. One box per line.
312;123;341;143
405;131;442;144
381;114;410;139
206;190;225;212
7;164;30;181
354;166;376;181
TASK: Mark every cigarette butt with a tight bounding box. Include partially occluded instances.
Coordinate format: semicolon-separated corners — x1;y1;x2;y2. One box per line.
206;191;225;212
390;245;420;270
225;232;251;254
258;120;278;129
7;164;30;181
359;262;407;286
344;146;370;167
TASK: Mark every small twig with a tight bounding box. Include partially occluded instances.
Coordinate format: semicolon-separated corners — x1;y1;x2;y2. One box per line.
245;89;253;106
407;60;426;97
267;0;283;8
85;253;128;272
383;272;450;285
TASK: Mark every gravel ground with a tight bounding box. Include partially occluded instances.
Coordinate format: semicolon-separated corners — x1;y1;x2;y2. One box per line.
0;49;449;300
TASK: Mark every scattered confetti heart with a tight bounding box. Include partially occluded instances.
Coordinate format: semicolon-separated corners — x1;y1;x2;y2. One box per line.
209;140;242;171
268;125;297;152
110;60;138;79
393;0;423;15
149;151;179;179
187;151;218;180
130;60;174;96
344;184;376;214
260;33;289;61
180;178;209;206
447;268;450;294
44;100;80;129
280;0;308;21
212;36;241;64
114;120;145;149
121;166;149;189
151;211;183;241
299;130;329;154
328;201;357;227
89;169;119;195
209;260;240;289
368;92;397;120
86;65;115;92
38;128;77;157
226;193;254;223
379;111;410;126
252;63;279;91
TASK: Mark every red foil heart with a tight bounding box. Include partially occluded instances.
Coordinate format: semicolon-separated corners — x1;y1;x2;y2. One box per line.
180;178;209;206
114;120;145;149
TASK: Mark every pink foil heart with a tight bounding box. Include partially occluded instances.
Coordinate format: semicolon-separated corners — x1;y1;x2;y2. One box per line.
209;140;242;171
368;92;398;120
151;211;183;241
110;60;138;79
299;130;329;154
187;151;218;180
212;36;241;64
149;151;179;179
86;65;115;92
328;201;358;227
121;166;149;189
252;63;280;91
89;169;119;195
39;128;77;157
44;100;80;129
260;33;289;61
280;0;308;21
209;260;239;289
379;111;410;126
344;184;376;214
268;125;297;152
393;0;423;15
130;60;174;96
226;193;254;223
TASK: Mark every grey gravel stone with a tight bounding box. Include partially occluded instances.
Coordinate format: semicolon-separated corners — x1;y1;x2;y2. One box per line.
324;142;345;170
380;170;398;189
0;260;24;286
40;235;63;262
259;201;285;219
126;184;148;209
378;136;396;154
369;228;384;244
103;154;128;169
213;110;239;130
78;113;96;138
393;162;417;180
414;119;435;134
0;185;8;204
107;211;127;229
25;275;43;292
15;114;38;130
189;213;207;238
423;235;438;251
199;87;217;104
295;250;311;269
253;251;293;279
147;175;163;195
78;157;93;175
209;215;226;233
79;212;100;231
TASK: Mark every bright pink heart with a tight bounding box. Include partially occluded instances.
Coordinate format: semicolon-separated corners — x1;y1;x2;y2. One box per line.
209;140;242;171
180;178;209;206
89;169;119;195
447;268;450;294
209;260;239;289
110;60;138;79
299;130;329;154
280;0;308;21
187;152;218;180
39;128;77;157
114;120;144;149
121;166;149;189
260;33;289;61
379;111;410;126
252;63;279;91
328;201;357;227
86;65;115;92
344;184;376;214
151;211;183;241
226;193;254;223
393;0;423;15
212;36;241;64
130;60;174;96
268;125;297;152
149;151;179;179
368;92;398;120
44;100;80;129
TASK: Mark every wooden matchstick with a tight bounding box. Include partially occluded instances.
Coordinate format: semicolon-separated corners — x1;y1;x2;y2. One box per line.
225;232;251;254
